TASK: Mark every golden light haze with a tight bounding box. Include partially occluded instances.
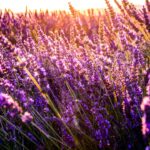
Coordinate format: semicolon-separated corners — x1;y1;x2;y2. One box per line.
0;0;145;13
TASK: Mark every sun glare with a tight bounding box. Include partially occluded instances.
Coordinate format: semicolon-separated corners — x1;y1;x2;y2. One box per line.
0;0;146;12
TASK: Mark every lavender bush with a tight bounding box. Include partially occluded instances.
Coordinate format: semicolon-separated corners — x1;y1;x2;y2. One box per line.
0;0;150;149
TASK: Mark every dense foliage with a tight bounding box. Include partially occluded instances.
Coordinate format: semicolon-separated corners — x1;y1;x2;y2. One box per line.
0;0;150;149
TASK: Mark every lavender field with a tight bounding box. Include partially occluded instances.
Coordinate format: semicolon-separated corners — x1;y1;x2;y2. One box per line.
0;0;150;149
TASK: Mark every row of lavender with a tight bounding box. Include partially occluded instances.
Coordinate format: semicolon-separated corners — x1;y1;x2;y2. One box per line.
0;0;150;149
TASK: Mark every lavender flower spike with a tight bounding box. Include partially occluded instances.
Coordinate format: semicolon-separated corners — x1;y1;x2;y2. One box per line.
141;96;150;137
21;111;33;123
141;69;150;137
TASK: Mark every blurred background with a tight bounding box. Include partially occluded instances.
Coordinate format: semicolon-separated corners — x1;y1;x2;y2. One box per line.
0;0;145;13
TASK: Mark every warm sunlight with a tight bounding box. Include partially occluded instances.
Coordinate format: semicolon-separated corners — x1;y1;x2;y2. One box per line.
0;0;149;148
0;0;145;12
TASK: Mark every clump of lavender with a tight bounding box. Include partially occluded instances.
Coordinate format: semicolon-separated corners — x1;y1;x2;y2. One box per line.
0;93;23;117
0;1;149;149
0;93;33;123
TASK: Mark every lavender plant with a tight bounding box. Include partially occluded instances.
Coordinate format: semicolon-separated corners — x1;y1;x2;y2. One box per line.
0;0;149;149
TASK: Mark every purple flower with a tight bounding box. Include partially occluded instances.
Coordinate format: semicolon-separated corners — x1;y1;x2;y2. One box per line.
21;111;33;123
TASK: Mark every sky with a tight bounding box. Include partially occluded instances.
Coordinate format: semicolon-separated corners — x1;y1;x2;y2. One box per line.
0;0;145;12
